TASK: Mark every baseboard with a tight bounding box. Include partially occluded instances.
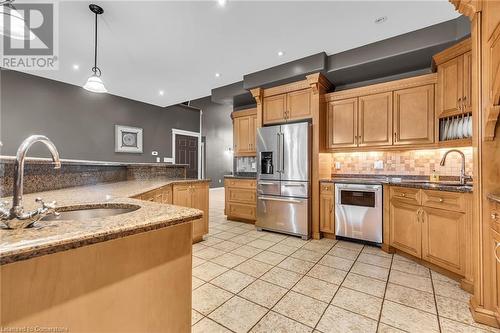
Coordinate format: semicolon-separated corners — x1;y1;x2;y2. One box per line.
469;297;500;328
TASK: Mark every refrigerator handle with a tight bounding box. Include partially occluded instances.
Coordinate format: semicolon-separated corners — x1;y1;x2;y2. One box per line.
280;132;285;174
277;133;281;173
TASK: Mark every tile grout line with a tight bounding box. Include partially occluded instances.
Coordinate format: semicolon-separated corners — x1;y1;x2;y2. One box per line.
195;227;312;332
430;269;443;333
244;238;330;332
312;243;367;333
375;249;395;332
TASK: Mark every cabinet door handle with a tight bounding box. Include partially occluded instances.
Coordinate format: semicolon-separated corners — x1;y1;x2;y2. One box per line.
492;213;498;221
394;132;397;142
495;242;500;263
458;97;462;111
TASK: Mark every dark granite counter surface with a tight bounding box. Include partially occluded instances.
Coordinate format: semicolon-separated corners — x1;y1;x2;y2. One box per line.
320;175;473;193
0;178;210;265
224;173;257;180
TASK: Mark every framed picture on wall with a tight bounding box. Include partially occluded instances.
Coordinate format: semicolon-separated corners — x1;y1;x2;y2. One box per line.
115;125;143;153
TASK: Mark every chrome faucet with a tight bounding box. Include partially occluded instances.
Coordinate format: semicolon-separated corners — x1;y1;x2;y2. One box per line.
439;149;472;185
0;135;62;229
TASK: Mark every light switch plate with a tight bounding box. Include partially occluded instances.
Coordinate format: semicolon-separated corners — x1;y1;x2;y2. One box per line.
156;157;160;163
335;162;341;170
374;160;384;170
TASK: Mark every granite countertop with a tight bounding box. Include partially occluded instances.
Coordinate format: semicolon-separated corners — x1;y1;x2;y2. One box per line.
224;174;257;180
488;192;500;204
0;178;210;265
320;176;473;193
0;156;188;167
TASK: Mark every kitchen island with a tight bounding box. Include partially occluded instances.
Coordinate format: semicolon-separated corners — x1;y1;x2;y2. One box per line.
0;178;209;332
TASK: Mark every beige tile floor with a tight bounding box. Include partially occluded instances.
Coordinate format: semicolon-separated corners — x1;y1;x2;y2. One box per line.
191;188;499;333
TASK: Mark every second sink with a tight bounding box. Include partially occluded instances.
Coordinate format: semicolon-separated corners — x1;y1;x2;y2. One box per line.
41;204;140;221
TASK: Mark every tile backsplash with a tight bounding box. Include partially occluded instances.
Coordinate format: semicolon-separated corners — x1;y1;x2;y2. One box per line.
235;157;257;173
331;148;473;177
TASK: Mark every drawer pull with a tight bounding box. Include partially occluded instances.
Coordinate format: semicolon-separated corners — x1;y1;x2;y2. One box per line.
401;193;406;197
495;242;500;263
438;198;444;203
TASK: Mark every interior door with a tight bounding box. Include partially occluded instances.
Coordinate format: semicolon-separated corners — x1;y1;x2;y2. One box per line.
327;98;358;148
393;85;435;146
358;92;393;147
175;134;198;178
281;122;310;182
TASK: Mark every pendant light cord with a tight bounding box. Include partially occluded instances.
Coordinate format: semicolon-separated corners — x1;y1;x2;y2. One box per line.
92;11;101;77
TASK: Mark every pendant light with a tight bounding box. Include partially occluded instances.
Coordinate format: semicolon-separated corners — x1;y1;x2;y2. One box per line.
83;4;107;93
0;0;35;40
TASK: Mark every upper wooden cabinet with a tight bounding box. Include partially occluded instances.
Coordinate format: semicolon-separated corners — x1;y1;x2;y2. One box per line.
393;84;435;146
263;89;312;124
433;38;472;117
324;74;437;151
358;92;393;147
232;108;257;157
327;98;358;148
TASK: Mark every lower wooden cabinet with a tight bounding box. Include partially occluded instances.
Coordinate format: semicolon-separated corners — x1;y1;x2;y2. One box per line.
389;186;471;278
492;228;500;322
224;178;256;222
133;182;209;243
389;199;422;258
173;182;209;243
320;183;335;234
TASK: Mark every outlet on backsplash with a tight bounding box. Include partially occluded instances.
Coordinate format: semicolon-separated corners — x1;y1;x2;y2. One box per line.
330;148;473;177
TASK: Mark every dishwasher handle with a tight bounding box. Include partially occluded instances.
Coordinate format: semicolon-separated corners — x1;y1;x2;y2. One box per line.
258;196;302;204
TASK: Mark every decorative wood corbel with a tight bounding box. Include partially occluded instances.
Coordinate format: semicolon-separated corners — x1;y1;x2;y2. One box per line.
306;73;333;95
449;0;481;19
250;88;263;105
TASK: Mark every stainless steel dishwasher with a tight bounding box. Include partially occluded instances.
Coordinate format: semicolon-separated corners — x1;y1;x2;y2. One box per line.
334;183;383;243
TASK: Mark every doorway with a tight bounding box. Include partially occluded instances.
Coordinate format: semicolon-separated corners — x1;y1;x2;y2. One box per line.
172;129;201;179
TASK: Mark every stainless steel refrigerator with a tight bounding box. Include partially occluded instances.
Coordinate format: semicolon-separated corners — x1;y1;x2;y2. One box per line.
256;121;311;239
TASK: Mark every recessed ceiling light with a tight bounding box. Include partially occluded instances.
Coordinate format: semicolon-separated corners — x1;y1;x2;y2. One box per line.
277;51;284;57
72;64;79;70
374;16;388;24
215;73;221;78
159;90;164;96
217;0;227;7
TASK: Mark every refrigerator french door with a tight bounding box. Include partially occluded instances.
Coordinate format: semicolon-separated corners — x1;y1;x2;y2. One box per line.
256;122;311;239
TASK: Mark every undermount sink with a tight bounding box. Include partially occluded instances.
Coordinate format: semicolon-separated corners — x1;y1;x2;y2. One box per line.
41;204;140;221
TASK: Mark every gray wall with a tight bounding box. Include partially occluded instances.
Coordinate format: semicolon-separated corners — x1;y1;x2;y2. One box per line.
190;96;233;188
0;70;200;163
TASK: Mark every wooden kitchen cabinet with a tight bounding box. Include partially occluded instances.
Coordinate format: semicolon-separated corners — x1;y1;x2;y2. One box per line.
224;178;257;222
389;186;472;281
262;89;312;124
134;185;172;204
393;84;435;146
358;92;393;147
324;74;437;151
173;182;209;242
389;199;422;258
232;108;257;156
433;38;472;117
327;98;358;148
492;228;500;320
421;206;466;275
319;183;335;234
287;89;312;121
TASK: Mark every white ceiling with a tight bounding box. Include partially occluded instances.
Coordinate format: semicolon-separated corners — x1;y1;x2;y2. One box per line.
12;0;459;107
